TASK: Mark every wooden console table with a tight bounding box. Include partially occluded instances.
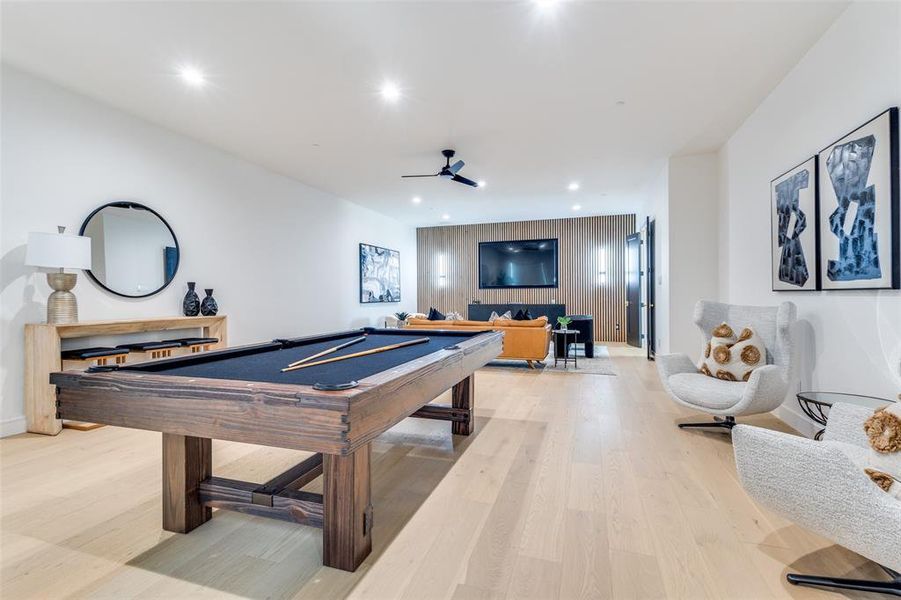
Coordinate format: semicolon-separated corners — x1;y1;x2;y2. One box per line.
25;315;228;435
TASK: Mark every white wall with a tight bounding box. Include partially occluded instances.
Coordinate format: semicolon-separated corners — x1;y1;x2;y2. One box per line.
0;66;417;436
646;163;670;353
667;154;720;357
719;2;901;429
644;153;719;357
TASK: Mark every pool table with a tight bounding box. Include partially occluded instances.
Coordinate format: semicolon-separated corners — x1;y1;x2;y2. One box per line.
50;327;503;571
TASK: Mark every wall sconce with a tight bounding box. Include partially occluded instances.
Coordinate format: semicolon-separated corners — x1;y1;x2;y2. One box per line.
597;247;608;286
437;253;448;287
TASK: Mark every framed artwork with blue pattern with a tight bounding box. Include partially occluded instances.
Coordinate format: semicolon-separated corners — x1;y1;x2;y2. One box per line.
359;243;401;303
817;108;899;290
771;156;820;291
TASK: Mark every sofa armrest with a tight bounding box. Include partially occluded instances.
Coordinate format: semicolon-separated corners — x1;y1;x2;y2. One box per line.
733;425;901;572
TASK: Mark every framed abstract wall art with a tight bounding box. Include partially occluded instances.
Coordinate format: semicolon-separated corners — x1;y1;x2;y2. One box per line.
771;156;819;291
817;108;899;290
359;243;401;303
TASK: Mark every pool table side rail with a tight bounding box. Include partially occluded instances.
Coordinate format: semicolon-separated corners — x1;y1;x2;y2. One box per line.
51;369;352;453
344;329;503;451
50;330;503;455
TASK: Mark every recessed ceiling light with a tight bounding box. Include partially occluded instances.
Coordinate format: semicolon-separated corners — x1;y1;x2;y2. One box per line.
572;204;581;211
568;182;580;191
380;81;401;102
178;65;206;88
616;100;626;106
477;180;487;188
441;214;450;220
412;196;422;204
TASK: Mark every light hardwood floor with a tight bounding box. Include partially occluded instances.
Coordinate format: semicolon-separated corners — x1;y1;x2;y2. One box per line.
0;347;890;599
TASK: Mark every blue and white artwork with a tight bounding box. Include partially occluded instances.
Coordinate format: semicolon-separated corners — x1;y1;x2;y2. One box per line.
825;135;880;281
359;243;401;303
771;157;818;291
818;108;899;290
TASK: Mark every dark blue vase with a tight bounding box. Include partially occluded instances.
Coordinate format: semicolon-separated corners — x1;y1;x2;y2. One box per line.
183;282;200;316
200;288;218;316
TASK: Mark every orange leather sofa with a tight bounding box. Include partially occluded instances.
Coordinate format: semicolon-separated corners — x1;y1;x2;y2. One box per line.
406;316;552;367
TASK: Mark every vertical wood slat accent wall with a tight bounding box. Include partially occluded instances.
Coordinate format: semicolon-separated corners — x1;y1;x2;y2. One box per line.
416;214;636;342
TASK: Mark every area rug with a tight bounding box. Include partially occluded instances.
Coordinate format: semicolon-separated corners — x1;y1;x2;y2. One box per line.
484;345;616;376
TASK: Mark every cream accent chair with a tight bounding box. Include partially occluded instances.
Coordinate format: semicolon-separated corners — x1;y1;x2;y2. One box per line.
657;300;797;431
733;403;901;595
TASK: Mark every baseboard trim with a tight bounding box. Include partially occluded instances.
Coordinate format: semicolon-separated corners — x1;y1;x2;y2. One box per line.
1;415;27;438
774;402;819;439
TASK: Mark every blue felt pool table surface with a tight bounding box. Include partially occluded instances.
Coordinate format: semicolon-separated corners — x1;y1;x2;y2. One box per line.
120;328;488;388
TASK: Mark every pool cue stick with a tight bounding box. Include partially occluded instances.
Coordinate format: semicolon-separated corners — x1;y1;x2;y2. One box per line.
282;337;430;372
286;335;367;368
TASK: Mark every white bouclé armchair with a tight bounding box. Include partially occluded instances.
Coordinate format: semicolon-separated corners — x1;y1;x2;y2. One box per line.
733;403;901;594
657;300;797;431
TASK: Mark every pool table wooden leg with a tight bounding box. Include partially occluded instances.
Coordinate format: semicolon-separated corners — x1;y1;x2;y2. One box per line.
162;433;212;533
452;374;475;436
323;443;372;571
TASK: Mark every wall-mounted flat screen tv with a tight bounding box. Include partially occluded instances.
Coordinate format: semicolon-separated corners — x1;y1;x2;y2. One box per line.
479;238;559;289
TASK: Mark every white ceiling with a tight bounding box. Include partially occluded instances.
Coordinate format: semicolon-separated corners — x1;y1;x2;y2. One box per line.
2;1;846;226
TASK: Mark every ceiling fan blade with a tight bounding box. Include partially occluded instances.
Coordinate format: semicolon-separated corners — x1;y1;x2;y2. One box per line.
451;174;478;187
448;160;464;175
401;174;440;178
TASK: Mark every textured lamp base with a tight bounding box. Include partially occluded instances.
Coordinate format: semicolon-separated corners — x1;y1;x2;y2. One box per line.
47;272;78;324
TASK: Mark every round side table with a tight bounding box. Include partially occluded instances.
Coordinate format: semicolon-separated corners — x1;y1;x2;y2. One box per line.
796;391;894;440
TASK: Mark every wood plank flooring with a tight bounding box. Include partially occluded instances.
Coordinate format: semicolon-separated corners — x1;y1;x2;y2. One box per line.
0;347;891;599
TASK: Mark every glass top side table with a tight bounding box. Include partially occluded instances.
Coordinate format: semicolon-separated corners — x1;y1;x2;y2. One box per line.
796;391;895;440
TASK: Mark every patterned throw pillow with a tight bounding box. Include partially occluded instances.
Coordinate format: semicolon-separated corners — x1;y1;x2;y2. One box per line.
445;311;464;321
698;323;766;382
488;310;513;322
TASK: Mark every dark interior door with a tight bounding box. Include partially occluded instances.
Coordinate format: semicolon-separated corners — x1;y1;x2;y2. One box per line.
625;233;641;348
646;218;656;360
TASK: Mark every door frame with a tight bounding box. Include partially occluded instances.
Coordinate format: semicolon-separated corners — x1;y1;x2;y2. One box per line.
625;232;642;348
646;217;656;361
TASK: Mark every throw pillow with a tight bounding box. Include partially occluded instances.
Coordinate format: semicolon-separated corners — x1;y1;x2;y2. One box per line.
833;439;901;500
489;310;512;323
864;404;901;453
445;311;463;321
698;323;766;382
513;309;526;320
427;307;446;321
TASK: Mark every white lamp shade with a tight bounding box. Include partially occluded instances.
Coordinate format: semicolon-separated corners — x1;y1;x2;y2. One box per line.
25;231;92;270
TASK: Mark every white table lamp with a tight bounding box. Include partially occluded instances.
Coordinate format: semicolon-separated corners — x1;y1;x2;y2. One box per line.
26;226;92;324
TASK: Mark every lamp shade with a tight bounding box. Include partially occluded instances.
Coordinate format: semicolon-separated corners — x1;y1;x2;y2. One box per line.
25;231;92;270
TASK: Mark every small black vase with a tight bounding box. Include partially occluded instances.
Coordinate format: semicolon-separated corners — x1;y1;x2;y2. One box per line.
200;288;219;316
183;282;200;316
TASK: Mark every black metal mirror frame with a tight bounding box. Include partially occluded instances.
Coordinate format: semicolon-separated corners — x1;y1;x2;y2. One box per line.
79;201;180;299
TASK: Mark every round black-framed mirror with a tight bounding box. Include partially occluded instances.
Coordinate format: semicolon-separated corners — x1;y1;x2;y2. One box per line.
79;201;180;298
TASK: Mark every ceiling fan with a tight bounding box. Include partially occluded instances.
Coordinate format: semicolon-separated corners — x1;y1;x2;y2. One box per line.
402;149;479;187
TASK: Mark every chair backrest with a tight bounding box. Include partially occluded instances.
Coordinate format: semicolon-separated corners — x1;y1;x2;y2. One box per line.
693;300;796;370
